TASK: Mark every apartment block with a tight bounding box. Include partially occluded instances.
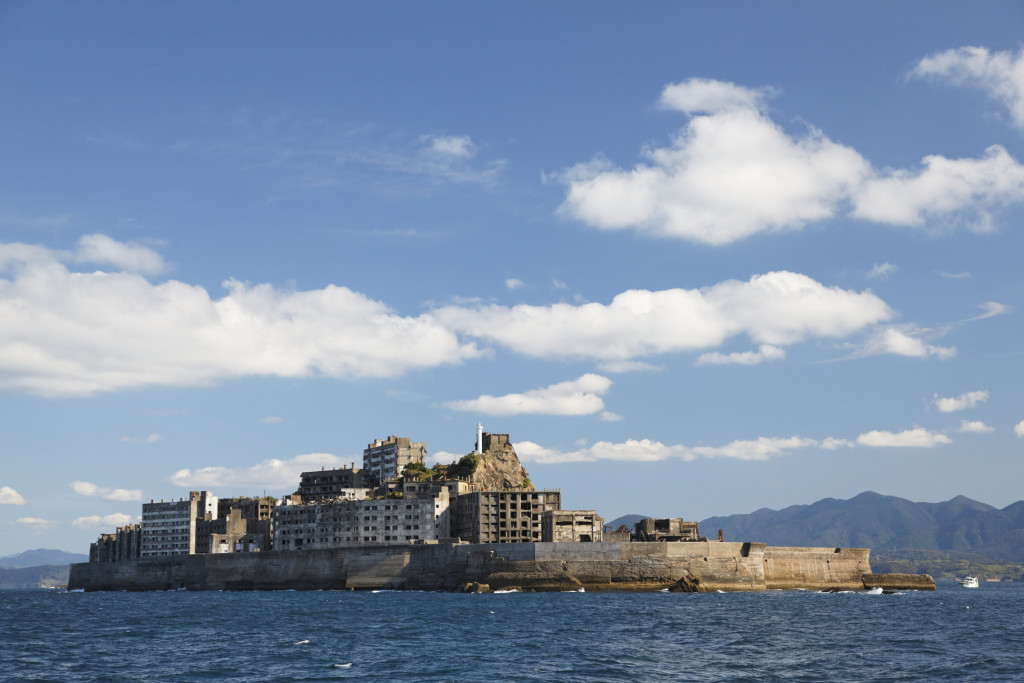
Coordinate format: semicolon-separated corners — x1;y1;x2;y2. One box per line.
451;490;561;543
363;436;426;480
140;490;218;557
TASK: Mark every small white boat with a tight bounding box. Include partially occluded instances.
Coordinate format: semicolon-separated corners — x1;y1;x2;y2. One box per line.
958;575;979;588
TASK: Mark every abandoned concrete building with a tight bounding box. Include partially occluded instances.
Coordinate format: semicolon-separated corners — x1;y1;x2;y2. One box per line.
363;435;426;480
140;491;218;557
633;518;702;542
296;466;375;503
541;510;604;543
450;490;563;543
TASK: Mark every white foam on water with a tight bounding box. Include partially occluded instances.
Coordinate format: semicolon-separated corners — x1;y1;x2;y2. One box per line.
333;663;353;669
294;639;311;645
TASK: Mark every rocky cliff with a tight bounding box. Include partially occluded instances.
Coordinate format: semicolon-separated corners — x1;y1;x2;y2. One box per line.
471;439;534;491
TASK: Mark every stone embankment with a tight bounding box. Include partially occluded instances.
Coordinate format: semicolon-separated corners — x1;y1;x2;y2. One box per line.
69;541;935;592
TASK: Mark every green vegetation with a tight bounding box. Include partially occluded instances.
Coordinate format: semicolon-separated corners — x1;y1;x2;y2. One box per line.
402;454;481;481
870;549;1024;582
0;565;70;590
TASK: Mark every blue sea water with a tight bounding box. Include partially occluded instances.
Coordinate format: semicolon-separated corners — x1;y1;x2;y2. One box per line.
2;583;1023;682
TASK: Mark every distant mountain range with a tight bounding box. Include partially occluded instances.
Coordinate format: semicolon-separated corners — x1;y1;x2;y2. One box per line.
608;492;1024;564
0;549;88;569
701;491;1024;563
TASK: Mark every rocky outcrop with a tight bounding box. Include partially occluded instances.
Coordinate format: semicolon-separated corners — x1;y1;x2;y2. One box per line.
471;440;534;491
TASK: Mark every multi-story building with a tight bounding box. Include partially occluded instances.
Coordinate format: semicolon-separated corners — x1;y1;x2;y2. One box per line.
541;510;603;542
451;490;562;543
89;523;142;562
363;436;426;481
295;467;375;503
140;490;217;557
273;480;450;550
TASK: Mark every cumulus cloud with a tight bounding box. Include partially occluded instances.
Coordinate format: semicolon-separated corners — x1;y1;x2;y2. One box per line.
515;435;826;465
858;326;956;360
658;78;776;114
17;517;58;531
958;420;994;434
1016;420;1024;437
910;46;1024;129
559;78;1024;245
0;486;26;505
560;79;869;245
868;263;898;280
72;234;166;276
851;145;1024;230
445;374;612;417
169;453;347;491
856;428;952;448
0;238;482;397
436;271;892;362
505;278;525;291
696;344;785;366
71;480;143;502
72;513;134;530
935;390;989;412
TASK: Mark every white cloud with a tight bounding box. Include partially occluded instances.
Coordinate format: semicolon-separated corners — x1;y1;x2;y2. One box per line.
910;46;1024;129
72;513;134;530
856;428;952;448
71;480;143;502
17;517;58;531
72;234;166;275
436;271;892;362
0;486;26;505
868;263;898;280
851;145;1024;229
559;78;1024;245
169;453;347;491
446;374;612;417
859;326;956;360
560;80;869;245
423;134;477;159
0;238;483;397
599;411;623;422
597;359;663;373
935;390;989;413
658;78;775;114
261;416;283;424
515;435;823;465
505;278;524;291
696;344;785;366
936;270;971;280
1016;420;1024;437
958;420;994;434
966;301;1009;321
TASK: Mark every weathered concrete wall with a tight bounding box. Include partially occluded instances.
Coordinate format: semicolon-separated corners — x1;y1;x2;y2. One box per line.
69;541;924;593
763;547;871;591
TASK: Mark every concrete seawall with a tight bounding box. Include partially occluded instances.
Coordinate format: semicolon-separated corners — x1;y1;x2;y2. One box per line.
69;541;931;592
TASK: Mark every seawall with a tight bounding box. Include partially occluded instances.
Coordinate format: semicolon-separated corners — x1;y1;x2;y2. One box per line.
68;541;932;593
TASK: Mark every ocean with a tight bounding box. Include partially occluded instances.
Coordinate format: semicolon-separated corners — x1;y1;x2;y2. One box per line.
2;583;1022;682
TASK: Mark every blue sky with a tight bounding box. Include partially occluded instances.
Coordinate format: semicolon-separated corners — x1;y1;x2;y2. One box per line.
2;2;1023;554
